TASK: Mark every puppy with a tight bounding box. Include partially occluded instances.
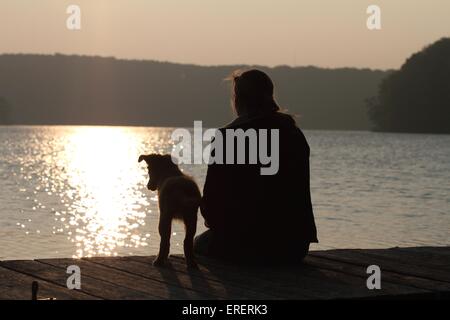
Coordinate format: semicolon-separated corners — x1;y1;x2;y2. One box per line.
138;154;201;268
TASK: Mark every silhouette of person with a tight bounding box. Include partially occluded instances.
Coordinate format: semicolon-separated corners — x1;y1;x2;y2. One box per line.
194;69;318;264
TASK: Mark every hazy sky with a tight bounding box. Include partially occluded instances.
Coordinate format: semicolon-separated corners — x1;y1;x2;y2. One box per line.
1;0;449;69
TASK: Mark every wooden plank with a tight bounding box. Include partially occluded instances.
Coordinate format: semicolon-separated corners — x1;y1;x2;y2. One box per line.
1;247;448;300
352;247;450;272
0;265;97;300
311;249;450;283
0;260;151;300
304;255;450;296
396;247;450;269
88;256;274;299
168;255;426;299
38;258;204;300
401;246;450;257
128;255;308;299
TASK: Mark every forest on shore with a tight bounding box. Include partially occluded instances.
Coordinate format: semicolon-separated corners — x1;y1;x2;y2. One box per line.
0;54;386;130
1;38;448;133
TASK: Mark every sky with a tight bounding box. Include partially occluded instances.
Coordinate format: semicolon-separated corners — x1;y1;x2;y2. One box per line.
1;0;449;70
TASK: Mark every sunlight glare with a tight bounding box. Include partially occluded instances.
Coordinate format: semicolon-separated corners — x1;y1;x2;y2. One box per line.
62;127;149;258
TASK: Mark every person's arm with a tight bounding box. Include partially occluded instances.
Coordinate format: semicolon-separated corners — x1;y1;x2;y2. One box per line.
293;127;318;243
200;162;226;229
200;130;227;229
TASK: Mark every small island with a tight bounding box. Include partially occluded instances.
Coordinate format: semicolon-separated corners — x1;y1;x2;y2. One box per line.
367;38;450;134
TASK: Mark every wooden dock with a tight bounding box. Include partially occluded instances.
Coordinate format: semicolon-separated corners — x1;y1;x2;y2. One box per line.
1;246;449;300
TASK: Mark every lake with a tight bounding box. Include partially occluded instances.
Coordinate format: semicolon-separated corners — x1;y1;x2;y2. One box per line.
0;126;449;260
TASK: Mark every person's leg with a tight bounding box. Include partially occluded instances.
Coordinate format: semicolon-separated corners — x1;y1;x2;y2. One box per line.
298;242;310;262
193;229;213;256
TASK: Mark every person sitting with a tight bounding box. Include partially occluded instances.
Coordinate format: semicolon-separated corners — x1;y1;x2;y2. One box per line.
194;69;318;264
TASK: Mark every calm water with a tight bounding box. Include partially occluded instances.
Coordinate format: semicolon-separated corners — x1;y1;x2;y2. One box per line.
0;126;449;260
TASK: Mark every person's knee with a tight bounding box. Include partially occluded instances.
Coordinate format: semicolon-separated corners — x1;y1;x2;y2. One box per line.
193;230;212;255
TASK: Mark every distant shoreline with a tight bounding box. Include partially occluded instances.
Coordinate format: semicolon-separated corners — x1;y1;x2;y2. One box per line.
0;52;395;72
0;54;388;131
1;124;450;136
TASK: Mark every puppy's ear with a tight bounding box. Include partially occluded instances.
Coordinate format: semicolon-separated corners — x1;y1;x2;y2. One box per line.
138;155;148;163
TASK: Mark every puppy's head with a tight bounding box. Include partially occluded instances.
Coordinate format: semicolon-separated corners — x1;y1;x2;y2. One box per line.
138;154;178;191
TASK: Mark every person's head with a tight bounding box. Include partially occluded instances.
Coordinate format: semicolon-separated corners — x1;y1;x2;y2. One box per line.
229;69;280;117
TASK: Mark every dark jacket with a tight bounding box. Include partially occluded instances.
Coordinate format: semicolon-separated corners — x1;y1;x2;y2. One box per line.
200;111;318;260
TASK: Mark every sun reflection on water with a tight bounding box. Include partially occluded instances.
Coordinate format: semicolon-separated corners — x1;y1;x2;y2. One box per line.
2;127;450;260
60;127;150;258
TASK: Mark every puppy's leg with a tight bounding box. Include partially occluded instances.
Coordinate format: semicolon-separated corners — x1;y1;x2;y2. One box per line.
153;213;172;267
183;212;198;269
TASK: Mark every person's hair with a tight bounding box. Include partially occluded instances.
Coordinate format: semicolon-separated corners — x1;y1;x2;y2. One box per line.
228;69;280;117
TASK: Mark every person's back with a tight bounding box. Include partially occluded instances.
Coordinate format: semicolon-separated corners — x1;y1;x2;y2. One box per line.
196;69;318;264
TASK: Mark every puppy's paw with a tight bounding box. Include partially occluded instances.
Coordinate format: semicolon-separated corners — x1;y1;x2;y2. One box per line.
152;257;167;267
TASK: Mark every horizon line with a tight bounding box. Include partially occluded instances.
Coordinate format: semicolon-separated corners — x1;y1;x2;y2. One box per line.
0;51;394;72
